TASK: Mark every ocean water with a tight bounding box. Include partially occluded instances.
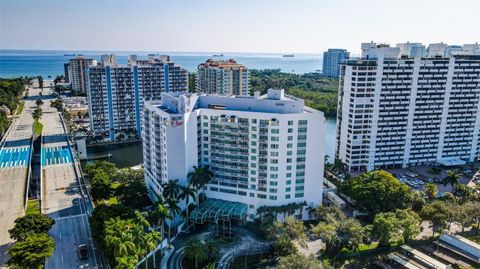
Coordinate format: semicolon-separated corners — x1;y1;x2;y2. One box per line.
0;50;323;78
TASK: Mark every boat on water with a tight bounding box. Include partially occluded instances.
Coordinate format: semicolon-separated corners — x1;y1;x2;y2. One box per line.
212;53;224;57
64;53;76;56
283;54;295;58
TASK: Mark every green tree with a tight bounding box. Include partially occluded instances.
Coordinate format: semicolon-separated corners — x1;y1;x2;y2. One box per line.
179;184;196;219
277;253;321;269
7;233;55;269
420;200;451;236
8;214;55;241
37;76;43;89
165;198;181;244
205;240;219;261
35;99;43;107
443;170;462;192
187;165;213;201
31;107;43;121
184;239;207;268
90;169;113;201
188;72;196;92
424;183;438;199
273;234;298;257
340;170;413;217
162;180;181;200
149;197;169;242
115;256;137;269
372;209;420;246
49;98;63;111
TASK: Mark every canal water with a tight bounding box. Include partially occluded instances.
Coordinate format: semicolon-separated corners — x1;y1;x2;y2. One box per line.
84;119;337;168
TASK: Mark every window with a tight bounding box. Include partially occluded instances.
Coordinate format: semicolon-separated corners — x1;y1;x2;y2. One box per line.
269;196;277;200
270;166;278;171
286;180;291;185
287;165;292;170
288;120;293;125
270;152;279;157
288;136;293;141
271;144;279;149
271;137;279;141
286;173;292;177
287;143;293;148
270;174;278;179
286;187;291;192
288;128;293;133
251;126;257;131
295;193;304;198
285;194;291;199
250;170;256;175
252;119;257;124
251;149;257;153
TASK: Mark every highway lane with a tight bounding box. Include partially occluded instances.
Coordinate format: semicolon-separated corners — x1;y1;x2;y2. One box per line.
0;88;36;267
40;87;98;269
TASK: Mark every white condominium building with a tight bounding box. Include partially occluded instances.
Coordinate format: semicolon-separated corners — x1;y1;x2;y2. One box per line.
68;56;97;93
196;59;249;95
86;54;188;142
336;42;480;172
142;89;325;219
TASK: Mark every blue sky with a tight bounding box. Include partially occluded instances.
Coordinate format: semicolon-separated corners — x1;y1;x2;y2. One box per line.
1;0;479;53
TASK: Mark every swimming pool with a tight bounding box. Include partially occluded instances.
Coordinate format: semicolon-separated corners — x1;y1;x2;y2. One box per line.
41;145;74;166
0;146;31;168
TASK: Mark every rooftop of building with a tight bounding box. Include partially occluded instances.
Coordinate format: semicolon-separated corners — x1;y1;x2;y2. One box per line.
357;41;480;60
198;59;247;69
148;88;322;116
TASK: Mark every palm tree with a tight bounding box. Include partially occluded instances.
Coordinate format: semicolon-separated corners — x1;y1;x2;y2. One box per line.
166;198;181;245
31;107;43;121
150;197;169;243
115;256;137;269
184;239;207;268
187;165;213;202
162;180;181;200
332;158;348;175
205;239;219;261
35;98;43;107
179;185;196;220
114;233;136;257
443;170;461;192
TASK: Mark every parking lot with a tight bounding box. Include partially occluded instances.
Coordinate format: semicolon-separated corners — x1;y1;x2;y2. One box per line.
385;163;480;194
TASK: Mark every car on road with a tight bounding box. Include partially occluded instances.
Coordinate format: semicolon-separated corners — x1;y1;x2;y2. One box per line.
78;244;88;260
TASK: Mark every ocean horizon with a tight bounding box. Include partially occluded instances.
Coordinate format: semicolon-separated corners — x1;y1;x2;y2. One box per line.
0;49;323;78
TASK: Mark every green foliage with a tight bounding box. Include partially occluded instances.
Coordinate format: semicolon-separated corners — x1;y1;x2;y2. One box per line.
8;214;55;241
7;233;55;269
276;253;321;269
32;107;43;121
188;72;196;92
420;200;453;235
184;239;208;268
35;98;43;107
91;204;159;268
49;98;63;111
0;78;25;111
372;209;420;246
424;183;438;199
26;200;40;215
340;170;417;217
273;234;298;256
443;170;462;191
310;206;366;254
249;69;339;117
33;119;43;136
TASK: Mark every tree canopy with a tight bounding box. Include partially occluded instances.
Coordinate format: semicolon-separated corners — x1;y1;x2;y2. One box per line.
249;69;339;117
8;233;55;269
372;209;421;246
340;170;416;217
8;214;55;241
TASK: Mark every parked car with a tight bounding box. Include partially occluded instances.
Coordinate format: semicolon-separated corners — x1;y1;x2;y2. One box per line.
78;244;88;260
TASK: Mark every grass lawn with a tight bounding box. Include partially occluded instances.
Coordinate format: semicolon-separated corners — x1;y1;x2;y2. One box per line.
16;101;25;115
26;199;40;215
33;119;43;136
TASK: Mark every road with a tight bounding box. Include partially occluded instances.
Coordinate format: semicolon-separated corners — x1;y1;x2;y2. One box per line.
38;85;98;269
0;87;35;266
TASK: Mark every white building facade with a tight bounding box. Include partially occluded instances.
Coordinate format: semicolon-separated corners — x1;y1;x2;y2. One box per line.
86;54;188;141
335;42;480;172
142;89;325;219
